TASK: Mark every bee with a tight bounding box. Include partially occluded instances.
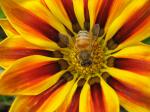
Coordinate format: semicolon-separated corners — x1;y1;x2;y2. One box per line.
75;30;93;67
75;25;100;67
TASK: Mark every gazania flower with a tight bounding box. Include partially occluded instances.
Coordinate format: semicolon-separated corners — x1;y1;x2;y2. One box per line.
0;0;150;112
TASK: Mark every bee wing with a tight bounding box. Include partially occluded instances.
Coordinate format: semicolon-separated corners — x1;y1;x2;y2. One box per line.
92;24;100;38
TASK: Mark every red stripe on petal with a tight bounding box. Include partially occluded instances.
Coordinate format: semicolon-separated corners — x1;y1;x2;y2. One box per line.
67;87;82;112
113;2;150;44
91;83;105;112
114;58;150;76
61;0;78;24
0;48;55;60
29;78;66;111
11;7;59;42
108;78;150;107
96;0;114;29
84;0;90;22
3;61;60;90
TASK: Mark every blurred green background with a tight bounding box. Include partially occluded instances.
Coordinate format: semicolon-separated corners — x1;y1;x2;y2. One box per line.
0;7;150;112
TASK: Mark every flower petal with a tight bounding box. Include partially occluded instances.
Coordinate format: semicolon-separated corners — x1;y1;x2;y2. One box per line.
106;68;150;97
104;0;130;32
43;0;73;32
37;79;75;112
58;78;86;112
105;0;149;45
72;0;85;29
0;36;57;68
0;55;63;95
9;78;75;112
0;19;19;37
114;58;150;77
108;77;150;112
88;0;102;30
79;82;93;112
80;78;119;112
119;95;150;112
0;0;69;50
57;78;79;112
100;77;120;112
113;45;150;77
117;17;150;50
95;0;114;30
113;45;150;59
90;80;104;112
61;0;81;33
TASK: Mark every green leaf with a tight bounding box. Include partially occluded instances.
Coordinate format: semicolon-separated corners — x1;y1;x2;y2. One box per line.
0;8;5;18
142;37;150;45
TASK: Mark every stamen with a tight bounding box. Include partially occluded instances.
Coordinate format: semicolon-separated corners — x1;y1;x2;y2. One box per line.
72;23;81;33
101;72;110;81
107;39;118;50
52;50;63;58
107;57;115;67
88;76;100;85
61;72;74;81
58;59;69;70
77;78;86;87
58;33;69;48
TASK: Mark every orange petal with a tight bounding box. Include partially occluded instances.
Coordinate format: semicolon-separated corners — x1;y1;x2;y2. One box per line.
114;58;150;77
100;77;120;112
72;0;85;29
79;82;93;112
119;95;150;112
0;0;69;50
0;36;57;68
113;45;150;77
105;0;149;45
37;79;75;112
43;0;73;32
58;78;86;112
79;77;105;112
117;15;150;50
72;0;91;30
105;0;131;32
0;19;19;37
66;86;82;112
108;77;150;112
9;78;75;112
0;55;63;95
61;0;81;33
95;0;114;30
88;0;102;30
57;78;78;112
106;68;150;98
90;81;104;112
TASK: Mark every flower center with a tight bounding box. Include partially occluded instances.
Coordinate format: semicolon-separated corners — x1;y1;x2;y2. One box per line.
65;30;105;77
69;42;104;76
